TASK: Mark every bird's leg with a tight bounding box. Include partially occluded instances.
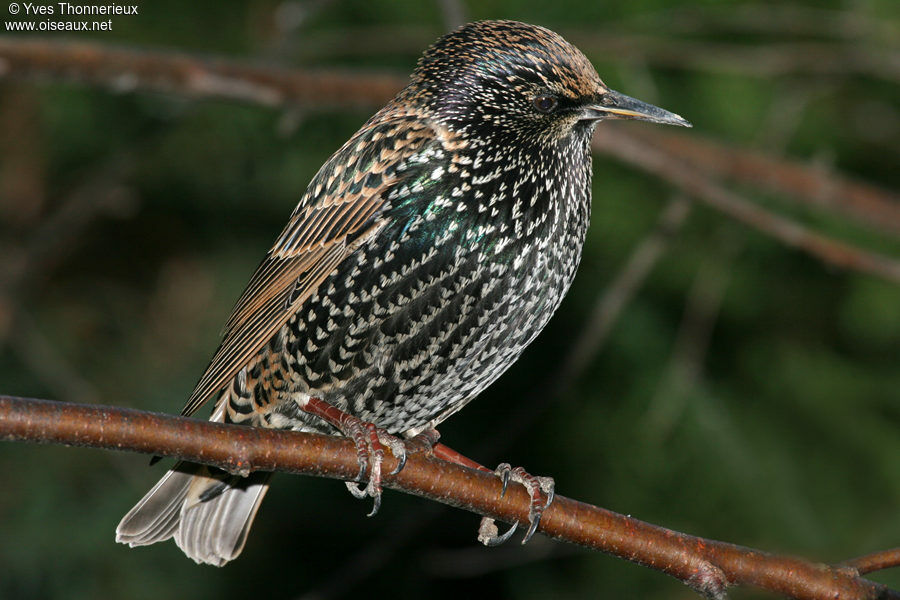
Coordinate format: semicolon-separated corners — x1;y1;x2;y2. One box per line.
297;396;433;516
432;442;493;472
431;445;555;545
299;396;555;538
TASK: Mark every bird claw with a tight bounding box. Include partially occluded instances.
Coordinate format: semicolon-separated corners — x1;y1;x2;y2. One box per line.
497;462;512;497
523;512;542;544
478;517;518;547
391;450;407;475
298;397;441;518
335;418;401;517
479;463;555;545
383;433;408;476
366;489;382;518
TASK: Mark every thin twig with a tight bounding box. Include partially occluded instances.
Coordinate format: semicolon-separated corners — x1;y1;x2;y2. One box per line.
644;237;737;438
646;83;813;438
622;127;900;238
557;195;692;392
843;548;900;576
1;394;898;600
0;155;137;355
272;25;900;82
7;313;100;404
593;127;900;284
566;33;900;83
624;5;899;43
0;37;408;109
0;84;45;228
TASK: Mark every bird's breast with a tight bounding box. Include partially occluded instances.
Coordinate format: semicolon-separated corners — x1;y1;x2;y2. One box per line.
272;139;593;434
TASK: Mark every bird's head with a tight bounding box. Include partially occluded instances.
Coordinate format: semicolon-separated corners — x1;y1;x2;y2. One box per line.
408;20;690;143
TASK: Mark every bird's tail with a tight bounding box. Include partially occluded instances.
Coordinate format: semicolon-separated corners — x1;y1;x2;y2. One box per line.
116;462;271;566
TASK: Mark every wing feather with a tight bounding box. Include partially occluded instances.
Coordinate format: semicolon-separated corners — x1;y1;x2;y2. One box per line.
181;115;439;417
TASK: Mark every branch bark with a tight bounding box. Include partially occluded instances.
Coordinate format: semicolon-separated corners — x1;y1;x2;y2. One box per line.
843;549;900;577
0;394;897;600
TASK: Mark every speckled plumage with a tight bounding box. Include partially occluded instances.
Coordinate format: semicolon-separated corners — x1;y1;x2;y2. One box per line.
117;20;689;566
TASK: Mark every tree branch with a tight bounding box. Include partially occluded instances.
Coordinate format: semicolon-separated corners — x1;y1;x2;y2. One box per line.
843;549;900;577
618;126;900;238
0;37;408;109
592;128;900;284
0;394;897;600
198;25;900;82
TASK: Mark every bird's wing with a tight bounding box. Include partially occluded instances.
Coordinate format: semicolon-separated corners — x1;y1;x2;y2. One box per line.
181;113;441;417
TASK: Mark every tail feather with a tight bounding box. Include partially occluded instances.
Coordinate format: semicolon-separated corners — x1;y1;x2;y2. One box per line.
116;462;271;566
116;464;193;546
175;472;270;566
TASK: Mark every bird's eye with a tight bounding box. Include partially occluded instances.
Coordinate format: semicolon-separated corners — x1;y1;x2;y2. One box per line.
532;94;558;114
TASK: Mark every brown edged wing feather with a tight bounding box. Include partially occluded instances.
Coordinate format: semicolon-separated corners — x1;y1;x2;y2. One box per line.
181;112;440;417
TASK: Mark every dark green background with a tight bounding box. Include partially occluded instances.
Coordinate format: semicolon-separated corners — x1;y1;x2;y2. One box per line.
1;1;898;598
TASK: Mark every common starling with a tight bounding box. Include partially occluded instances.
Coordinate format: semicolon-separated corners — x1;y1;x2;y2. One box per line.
116;19;690;566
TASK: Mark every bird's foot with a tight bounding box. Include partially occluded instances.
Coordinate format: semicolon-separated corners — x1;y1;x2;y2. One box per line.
404;425;442;456
430;444;555;545
299;397;437;517
338;417;411;517
477;463;555;546
342;424;444;516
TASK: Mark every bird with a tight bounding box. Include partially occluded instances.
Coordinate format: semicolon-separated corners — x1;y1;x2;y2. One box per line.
116;19;690;566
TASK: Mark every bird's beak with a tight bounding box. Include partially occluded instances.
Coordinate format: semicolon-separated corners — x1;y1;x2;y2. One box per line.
583;89;691;127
